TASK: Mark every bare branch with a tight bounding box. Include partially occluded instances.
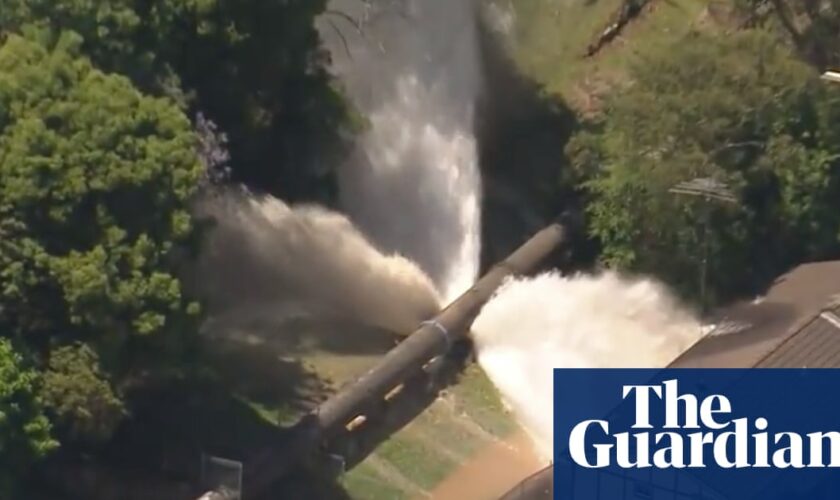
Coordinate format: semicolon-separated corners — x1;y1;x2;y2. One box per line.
325;9;364;33
327;18;354;60
769;0;806;48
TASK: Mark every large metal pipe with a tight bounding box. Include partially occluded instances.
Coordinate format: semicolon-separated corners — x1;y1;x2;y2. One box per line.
315;222;564;436
241;223;565;496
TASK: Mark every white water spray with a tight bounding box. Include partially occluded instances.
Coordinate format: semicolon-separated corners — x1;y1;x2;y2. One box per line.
322;0;483;301
472;271;703;459
317;1;703;464
191;2;704;479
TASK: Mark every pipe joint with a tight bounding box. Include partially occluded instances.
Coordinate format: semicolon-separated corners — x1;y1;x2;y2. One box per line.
421;319;452;347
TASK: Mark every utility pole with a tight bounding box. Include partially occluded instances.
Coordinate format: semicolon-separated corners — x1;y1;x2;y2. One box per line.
669;177;737;315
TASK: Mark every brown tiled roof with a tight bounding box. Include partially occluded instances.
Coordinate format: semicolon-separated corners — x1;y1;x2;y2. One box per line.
669;261;840;368
756;305;840;368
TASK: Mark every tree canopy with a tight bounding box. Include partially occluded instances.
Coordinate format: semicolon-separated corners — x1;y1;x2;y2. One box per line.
0;339;56;497
0;32;203;442
0;31;202;340
40;343;125;444
0;0;354;200
0;0;356;488
569;30;840;304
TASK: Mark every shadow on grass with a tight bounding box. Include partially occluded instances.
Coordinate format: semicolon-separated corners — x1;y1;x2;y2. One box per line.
35;335;360;499
202;309;403;356
107;339;328;467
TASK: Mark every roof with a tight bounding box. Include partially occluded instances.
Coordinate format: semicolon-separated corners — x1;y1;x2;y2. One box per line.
498;464;553;500
756;305;840;368
669;260;840;368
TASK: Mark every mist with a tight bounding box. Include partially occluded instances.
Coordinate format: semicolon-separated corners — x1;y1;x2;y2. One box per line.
191;0;704;475
192;189;441;337
472;271;703;458
320;0;483;301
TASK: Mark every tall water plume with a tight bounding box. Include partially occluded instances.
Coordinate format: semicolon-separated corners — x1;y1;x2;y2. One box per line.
472;271;703;459
321;0;483;301
190;2;705;476
313;1;703;463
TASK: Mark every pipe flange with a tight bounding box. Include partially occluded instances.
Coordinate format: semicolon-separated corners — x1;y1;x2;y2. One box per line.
421;319;452;347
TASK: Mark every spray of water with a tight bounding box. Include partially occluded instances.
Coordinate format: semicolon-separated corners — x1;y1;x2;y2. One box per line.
190;2;703;478
316;1;702;466
192;189;441;337
472;271;703;459
322;0;483;301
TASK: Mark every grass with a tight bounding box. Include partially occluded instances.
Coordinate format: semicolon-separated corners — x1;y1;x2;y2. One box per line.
340;462;411;500
449;364;519;437
212;317;524;498
140;305;523;500
504;0;626;91
235;395;300;427
412;404;486;458
376;434;460;491
340;365;521;498
181;323;523;499
191;322;523;498
491;0;714;110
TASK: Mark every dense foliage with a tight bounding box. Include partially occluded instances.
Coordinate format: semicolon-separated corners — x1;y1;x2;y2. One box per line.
0;339;56;497
0;32;202;340
0;32;202;447
569;30;840;304
0;0;354;494
0;0;355;490
41;344;125;444
0;0;353;200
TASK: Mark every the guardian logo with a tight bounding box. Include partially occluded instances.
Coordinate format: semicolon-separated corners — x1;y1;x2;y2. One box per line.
555;369;840;499
568;379;840;470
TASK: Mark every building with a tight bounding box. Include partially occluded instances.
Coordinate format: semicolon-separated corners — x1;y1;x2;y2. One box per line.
670;260;840;369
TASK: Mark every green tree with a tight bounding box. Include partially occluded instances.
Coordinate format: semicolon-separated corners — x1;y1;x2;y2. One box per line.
0;32;203;431
569;30;840;304
0;0;354;200
40;344;125;444
0;339;56;497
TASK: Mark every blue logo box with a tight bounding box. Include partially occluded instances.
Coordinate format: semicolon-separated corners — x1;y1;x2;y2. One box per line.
553;369;840;500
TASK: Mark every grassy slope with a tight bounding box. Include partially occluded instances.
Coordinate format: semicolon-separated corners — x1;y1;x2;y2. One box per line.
172;315;520;499
496;0;712;111
338;364;519;499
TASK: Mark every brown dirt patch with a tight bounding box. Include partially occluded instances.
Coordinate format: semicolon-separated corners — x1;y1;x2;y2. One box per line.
425;430;547;500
